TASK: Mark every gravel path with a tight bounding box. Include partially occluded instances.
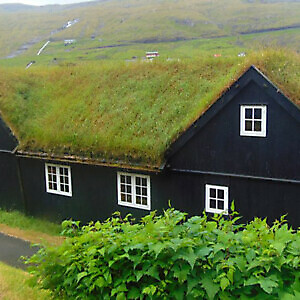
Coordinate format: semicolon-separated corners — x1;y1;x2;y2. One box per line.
0;232;39;269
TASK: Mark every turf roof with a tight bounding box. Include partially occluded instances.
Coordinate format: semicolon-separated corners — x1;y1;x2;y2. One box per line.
0;49;299;168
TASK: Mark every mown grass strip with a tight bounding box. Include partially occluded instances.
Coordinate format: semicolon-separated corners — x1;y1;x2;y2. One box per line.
0;262;51;300
0;209;62;246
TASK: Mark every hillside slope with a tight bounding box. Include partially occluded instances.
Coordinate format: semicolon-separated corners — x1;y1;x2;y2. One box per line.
0;0;299;59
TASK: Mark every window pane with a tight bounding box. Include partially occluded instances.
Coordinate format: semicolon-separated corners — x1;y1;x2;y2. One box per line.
210;189;216;198
65;177;69;184
53;183;57;190
254;108;261;119
136;177;141;185
53;175;57;181
121;193;126;201
64;168;68;176
60;176;64;183
121;184;125;192
217;201;224;210
217;189;224;199
127;194;132;203
127;186;132;194
49;182;53;189
136;196;141;204
59;167;63;174
136;186;141;195
142;197;147;205
121;175;125;183
245;108;252;119
61;184;65;192
142;178;147;186
65;185;69;193
254;121;261;132
245;120;252;131
126;176;131;184
142;188;147;196
210;199;216;209
48;166;52;173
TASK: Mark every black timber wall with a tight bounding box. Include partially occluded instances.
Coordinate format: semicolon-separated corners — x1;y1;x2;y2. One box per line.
0;153;23;211
0;116;22;211
0;117;18;152
164;68;300;228
162;171;299;228
18;157;169;222
168;80;300;180
17;157;299;228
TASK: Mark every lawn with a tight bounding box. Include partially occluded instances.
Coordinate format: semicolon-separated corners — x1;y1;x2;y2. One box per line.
0;209;62;245
0;210;61;299
0;262;51;300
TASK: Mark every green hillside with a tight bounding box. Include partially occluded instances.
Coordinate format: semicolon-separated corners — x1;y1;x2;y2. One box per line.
0;0;299;66
0;50;298;168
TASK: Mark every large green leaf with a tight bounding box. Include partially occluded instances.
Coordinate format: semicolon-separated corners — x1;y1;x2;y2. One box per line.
220;277;230;291
170;285;186;300
77;271;88;283
195;246;213;258
127;287;140;299
201;276;220;300
94;276;106;288
142;285;157;296
172;263;190;283
258;277;278;294
187;277;200;295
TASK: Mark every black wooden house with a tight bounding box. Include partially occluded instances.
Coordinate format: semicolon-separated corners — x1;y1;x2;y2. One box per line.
0;63;299;228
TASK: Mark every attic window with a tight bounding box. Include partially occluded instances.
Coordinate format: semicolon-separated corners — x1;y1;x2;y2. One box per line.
205;184;228;215
45;163;72;197
117;172;151;210
240;105;267;137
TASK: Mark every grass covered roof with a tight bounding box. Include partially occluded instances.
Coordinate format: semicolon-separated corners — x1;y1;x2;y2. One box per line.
0;49;299;168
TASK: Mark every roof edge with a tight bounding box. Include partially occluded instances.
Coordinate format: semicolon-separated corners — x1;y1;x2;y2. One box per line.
16;150;161;173
164;65;254;160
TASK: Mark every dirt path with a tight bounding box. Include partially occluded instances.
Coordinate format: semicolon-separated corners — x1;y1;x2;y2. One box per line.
0;232;39;270
0;224;63;246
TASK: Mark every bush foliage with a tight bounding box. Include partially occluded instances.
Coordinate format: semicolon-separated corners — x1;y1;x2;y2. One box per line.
28;208;300;299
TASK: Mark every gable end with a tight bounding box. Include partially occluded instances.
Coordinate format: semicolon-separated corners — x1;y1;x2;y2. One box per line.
165;66;300;162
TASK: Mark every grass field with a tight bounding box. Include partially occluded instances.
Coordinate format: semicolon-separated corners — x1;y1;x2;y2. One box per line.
0;0;299;66
0;262;51;300
0;209;62;245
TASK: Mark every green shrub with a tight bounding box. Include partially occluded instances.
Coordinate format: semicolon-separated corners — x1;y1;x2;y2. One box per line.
27;209;300;299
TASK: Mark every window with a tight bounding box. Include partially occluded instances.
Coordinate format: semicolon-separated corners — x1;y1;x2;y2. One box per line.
117;172;151;210
205;184;228;215
45;163;72;196
240;105;267;137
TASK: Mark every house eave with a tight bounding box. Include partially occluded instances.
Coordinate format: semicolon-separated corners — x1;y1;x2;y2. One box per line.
15;150;162;173
170;168;300;184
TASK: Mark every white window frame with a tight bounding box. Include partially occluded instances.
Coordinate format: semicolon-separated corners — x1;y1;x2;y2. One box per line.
205;184;228;215
45;163;72;197
240;105;267;137
117;172;151;210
